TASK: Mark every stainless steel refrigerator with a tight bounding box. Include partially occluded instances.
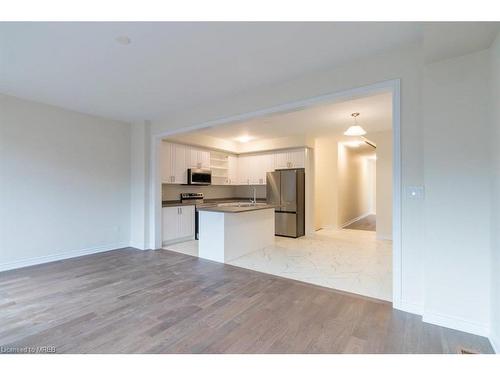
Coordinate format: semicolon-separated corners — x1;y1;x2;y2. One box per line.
266;168;305;238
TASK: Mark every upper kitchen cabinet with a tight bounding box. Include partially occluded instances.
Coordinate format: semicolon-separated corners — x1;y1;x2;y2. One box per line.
162;142;210;184
189;148;210;169
227;155;239;185
162;142;186;184
274;149;305;169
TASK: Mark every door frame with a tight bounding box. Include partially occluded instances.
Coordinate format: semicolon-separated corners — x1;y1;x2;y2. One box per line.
150;79;402;308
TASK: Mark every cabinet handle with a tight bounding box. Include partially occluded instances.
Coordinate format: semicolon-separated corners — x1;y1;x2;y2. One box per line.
180;207;183;214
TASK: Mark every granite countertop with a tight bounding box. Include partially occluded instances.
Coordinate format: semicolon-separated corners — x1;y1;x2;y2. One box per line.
162;197;266;208
197;203;276;213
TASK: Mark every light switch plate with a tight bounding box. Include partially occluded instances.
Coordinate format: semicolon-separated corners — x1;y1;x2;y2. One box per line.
406;186;425;200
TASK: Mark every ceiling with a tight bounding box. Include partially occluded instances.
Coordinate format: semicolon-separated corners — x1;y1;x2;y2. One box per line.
0;22;420;121
1;22;497;122
174;91;392;143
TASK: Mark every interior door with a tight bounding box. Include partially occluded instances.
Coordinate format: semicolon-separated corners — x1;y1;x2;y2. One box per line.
280;169;297;212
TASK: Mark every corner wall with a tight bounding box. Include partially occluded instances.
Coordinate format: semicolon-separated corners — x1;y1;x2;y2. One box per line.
423;49;491;336
368;130;393;240
0;94;132;271
490;31;500;353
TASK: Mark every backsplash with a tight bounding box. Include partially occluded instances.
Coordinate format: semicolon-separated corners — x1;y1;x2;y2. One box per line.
162;184;267;201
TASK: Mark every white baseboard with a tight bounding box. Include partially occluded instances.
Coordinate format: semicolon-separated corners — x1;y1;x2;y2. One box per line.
394;300;424;316
129;241;148;250
341;212;371;228
490;333;499;354
423;310;489;337
0;242;130;272
162;236;195;247
377;234;393;241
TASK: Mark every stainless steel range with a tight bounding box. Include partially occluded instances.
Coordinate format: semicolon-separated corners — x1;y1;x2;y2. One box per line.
180;192;204;205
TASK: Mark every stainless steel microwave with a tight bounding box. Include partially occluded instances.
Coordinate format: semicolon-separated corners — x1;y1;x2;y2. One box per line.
187;168;212;185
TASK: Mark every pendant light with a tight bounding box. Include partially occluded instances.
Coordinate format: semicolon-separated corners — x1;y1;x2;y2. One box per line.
344;112;367;136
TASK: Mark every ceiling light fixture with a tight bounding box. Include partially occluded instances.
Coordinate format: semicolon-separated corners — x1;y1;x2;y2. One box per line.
235;135;254;143
344;112;367;136
115;36;131;45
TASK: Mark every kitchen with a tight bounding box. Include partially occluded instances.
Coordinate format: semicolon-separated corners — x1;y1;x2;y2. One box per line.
160;92;393;302
161;141;309;260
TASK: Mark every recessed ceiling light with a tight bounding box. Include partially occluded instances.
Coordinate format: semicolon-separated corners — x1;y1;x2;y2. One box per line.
115;36;131;45
235;135;254;143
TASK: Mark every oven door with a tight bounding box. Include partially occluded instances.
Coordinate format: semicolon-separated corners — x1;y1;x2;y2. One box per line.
188;169;211;185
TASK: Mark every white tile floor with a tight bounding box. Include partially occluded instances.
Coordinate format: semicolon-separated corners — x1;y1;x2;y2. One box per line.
163;228;392;301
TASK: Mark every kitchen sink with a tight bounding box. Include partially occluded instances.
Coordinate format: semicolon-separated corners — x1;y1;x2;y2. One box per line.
216;202;268;208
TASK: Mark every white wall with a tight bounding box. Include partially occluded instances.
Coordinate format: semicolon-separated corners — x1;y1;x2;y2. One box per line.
314;135;340;230
130;121;150;250
490;32;500;352
369;130;393;240
0;94;131;270
423;49;491;336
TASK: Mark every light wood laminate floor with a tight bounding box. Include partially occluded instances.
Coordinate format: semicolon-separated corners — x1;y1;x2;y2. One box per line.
0;248;493;354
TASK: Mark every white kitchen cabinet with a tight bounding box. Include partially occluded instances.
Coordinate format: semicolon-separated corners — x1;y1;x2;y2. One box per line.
162;205;195;244
162;142;211;184
189;148;210;169
227;155;239;185
274;149;305;169
237;153;274;185
163;142;306;186
162;142;187;184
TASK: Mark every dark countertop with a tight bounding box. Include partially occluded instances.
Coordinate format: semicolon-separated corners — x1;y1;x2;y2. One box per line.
162;197;266;208
197;203;276;213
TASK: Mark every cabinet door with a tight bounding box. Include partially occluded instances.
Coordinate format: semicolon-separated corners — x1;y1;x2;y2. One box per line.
200;150;210;169
228;155;238;185
173;144;187;184
162;142;176;183
274;151;288;169
289;149;305;168
179;206;195;238
256;153;272;184
162;206;180;242
238;156;250;185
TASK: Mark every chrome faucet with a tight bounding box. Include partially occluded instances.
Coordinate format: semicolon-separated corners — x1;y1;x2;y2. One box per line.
250;186;257;205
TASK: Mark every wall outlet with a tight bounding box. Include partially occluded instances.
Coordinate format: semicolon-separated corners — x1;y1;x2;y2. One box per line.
406;186;425;200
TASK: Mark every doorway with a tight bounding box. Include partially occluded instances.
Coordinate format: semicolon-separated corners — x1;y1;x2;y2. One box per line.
150;79;401;305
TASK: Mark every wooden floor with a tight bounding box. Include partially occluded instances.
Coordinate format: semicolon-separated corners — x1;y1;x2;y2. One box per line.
0;248;493;354
345;215;376;231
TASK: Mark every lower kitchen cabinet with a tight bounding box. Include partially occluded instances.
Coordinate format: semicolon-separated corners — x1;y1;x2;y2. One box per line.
162;205;195;244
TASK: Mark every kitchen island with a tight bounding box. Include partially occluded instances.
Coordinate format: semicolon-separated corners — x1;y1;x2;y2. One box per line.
197;203;275;263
